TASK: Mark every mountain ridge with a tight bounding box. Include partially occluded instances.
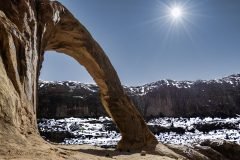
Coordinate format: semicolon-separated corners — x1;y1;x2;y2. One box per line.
39;73;240;95
38;73;240;118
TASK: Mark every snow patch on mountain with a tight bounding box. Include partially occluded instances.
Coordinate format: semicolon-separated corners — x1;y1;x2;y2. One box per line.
39;80;98;93
39;74;240;96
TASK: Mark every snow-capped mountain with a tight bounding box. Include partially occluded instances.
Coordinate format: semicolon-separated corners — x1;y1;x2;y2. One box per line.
38;74;240;118
39;74;240;96
124;74;240;96
39;80;99;93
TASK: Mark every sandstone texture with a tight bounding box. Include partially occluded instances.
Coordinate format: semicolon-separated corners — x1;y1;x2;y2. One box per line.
1;0;240;159
0;0;156;154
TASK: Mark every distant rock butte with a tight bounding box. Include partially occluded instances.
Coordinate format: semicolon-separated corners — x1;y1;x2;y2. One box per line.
38;74;240;119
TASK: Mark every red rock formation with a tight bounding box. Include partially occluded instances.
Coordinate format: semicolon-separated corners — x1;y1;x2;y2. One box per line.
0;0;157;151
1;1;240;159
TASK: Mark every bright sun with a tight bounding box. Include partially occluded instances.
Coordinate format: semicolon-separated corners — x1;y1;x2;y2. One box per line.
170;6;183;19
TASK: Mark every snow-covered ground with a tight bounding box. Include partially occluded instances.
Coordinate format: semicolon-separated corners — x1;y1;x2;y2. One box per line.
38;116;240;147
149;117;240;145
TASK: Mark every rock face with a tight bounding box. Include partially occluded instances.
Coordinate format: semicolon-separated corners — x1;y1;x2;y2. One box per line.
128;74;240;118
0;0;157;152
38;74;240;119
38;81;106;118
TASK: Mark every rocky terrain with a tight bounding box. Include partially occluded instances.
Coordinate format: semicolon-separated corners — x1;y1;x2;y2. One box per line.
38;116;240;160
38;74;240;118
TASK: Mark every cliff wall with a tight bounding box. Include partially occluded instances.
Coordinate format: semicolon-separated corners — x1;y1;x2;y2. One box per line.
38;74;240;118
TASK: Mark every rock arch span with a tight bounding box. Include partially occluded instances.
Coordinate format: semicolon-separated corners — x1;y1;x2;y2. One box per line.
0;0;157;151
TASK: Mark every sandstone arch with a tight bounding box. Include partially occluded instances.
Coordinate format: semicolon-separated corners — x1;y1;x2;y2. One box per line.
0;0;157;151
2;1;240;159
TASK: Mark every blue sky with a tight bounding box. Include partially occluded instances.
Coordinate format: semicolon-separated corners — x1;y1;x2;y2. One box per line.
40;0;240;86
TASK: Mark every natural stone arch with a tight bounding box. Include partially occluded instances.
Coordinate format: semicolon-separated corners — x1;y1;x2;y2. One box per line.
39;1;157;150
2;1;239;159
0;0;157;151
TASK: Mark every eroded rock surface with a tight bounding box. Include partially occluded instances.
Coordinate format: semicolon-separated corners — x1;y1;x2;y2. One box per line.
0;0;158;151
1;0;240;159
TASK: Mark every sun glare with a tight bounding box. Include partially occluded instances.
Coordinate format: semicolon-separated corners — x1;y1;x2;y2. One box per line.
170;6;183;19
145;0;197;42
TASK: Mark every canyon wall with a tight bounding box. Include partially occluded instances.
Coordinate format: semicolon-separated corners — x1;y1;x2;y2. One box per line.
38;74;240;119
38;81;105;118
131;76;240;118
